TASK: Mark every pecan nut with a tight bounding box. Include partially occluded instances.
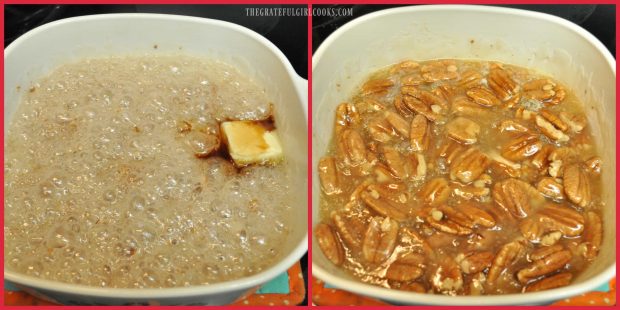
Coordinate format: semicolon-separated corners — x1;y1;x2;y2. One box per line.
318;157;341;195
559;111;587;133
420;60;459;82
385;263;424;282
445;117;481;144
501;132;542;161
524;272;572;292
457;69;483;89
563;163;591;208
430;257;464;295
523;78;565;105
331;211;366;249
487;65;520;102
536;110;569;142
456;251;494;274
334;102;360;133
517;247;572;284
581;211;602;260
339;129;367;166
315;223;345;266
385;110;410;138
451;96;492;118
417;178;451;206
450;148;491;184
361;78;394;96
487;239;525;283
410;114;430;151
493;178;545;218
362;217;399;264
361;185;409;221
466;86;501;107
536;177;564;201
402;88;448;122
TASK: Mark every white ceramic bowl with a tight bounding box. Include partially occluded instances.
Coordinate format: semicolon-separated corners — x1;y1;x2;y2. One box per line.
312;5;615;305
4;13;308;305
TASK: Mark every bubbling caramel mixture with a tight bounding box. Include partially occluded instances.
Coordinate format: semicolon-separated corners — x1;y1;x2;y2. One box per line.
317;59;604;295
5;55;295;288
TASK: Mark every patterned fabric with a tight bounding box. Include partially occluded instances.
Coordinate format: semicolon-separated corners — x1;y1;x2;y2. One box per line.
4;262;305;306
312;277;616;306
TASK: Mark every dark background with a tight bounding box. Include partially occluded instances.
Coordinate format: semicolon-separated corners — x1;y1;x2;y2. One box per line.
313;4;616;57
4;4;308;306
4;5;308;79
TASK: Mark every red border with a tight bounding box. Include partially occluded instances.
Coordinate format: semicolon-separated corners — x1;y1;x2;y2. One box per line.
3;1;619;309
306;3;313;307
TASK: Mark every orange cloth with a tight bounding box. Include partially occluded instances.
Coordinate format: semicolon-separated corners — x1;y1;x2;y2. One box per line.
312;277;616;306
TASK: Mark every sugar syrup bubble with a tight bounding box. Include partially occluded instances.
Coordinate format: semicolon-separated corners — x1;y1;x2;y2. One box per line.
5;55;294;288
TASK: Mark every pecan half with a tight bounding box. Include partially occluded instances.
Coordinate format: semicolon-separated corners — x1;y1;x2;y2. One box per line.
401;74;425;86
390;60;420;74
360;185;409;221
581;211;602;259
362;217;399;264
536;177;564;201
361;78;394;96
426;205;473;235
456;203;496;228
386;252;426;282
538;203;585;237
563;163;591;208
339;129;367;166
531;144;555;171
584;156;602;175
410;114;430;151
334;103;360;133
430;257;464;295
466;86;501;107
517;247;572;284
417;178;451;206
493;178;544;218
559;111;587;133
456;251;494;274
487;239;525;283
536;114;569;142
420;60;459;82
521;203;585;242
501;132;542;161
386;262;424;282
524;272;572;292
402;88;448;122
457;69;483;89
393;94;414;117
368;118;395;143
385;110;410;138
315;223;345;266
373;164;397;183
433;85;457;102
331;211;366;249
452;183;490;200
438;139;466;164
450;148;491;184
498;119;530;133
445;117;481;144
487;65;520;102
452;96;492;118
523;79;565;105
318;157;341;195
515;107;538;121
382;146;408;180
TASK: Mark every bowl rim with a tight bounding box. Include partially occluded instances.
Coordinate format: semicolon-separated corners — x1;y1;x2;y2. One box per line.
312;4;615;305
4;13;308;299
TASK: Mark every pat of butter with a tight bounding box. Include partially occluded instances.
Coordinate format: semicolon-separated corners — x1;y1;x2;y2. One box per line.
220;121;283;166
